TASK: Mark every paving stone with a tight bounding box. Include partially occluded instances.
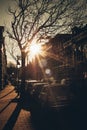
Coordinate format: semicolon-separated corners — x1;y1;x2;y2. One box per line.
0;85;34;130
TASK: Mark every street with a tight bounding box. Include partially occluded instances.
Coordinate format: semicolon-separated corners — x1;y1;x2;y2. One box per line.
0;1;87;130
0;84;85;130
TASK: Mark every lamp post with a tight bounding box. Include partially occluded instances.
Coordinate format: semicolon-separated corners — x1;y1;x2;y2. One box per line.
16;56;20;89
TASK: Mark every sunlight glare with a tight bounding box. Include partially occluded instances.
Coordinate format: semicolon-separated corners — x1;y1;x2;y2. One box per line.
30;44;41;55
29;42;42;61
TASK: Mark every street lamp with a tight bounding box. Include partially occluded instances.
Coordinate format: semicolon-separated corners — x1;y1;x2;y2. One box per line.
16;56;20;87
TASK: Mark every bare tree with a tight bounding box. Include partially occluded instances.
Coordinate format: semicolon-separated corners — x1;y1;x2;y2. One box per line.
5;39;21;64
6;0;87;97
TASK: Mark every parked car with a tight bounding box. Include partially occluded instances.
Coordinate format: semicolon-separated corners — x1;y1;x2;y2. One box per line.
29;82;75;121
38;83;75;110
25;80;39;91
30;82;48;95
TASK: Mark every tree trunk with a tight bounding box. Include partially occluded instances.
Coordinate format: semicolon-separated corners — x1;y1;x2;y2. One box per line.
20;51;26;100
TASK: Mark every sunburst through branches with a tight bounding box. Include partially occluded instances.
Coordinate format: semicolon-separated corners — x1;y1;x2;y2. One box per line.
27;39;65;79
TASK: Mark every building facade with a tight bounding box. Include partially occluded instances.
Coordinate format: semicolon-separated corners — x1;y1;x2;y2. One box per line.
0;26;7;89
47;25;87;81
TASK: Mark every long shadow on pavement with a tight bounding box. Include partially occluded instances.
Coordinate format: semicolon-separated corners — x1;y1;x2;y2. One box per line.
1;88;86;130
2;98;22;130
0;95;18;114
0;89;15;99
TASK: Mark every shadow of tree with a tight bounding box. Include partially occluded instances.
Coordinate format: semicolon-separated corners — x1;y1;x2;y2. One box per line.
0;95;18;114
1;95;32;130
0;89;15;99
2;98;22;130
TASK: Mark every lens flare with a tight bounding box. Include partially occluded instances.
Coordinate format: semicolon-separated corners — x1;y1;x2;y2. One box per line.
30;44;41;56
29;42;42;62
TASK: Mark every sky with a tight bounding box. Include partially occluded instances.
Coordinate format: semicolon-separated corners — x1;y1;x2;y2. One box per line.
0;0;19;64
0;0;87;65
0;0;11;26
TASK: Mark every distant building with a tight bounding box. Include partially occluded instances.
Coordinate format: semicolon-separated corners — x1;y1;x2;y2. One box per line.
47;25;87;81
25;25;87;81
0;26;7;89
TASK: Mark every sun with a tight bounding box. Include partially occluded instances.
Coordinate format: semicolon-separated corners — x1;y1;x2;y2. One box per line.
30;43;41;56
28;41;42;62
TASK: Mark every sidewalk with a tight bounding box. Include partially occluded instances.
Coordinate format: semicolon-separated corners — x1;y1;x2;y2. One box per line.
0;85;34;130
0;84;83;130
